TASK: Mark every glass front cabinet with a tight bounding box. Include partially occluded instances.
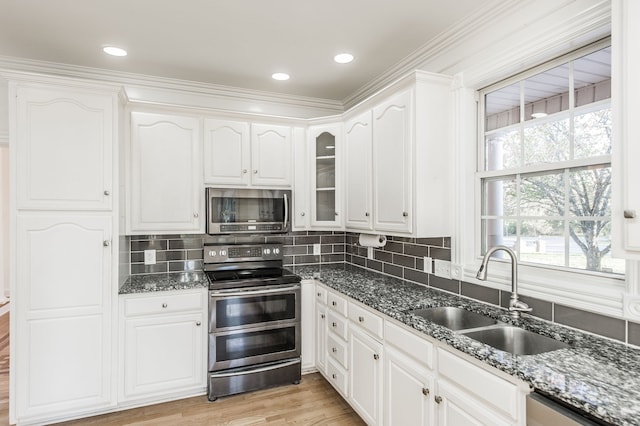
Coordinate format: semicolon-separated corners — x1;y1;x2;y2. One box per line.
308;123;342;229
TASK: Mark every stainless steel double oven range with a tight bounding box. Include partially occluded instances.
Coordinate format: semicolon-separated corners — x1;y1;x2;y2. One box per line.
204;188;301;401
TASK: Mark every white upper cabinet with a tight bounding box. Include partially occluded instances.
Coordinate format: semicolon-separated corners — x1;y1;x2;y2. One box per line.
342;72;452;237
129;111;203;234
15;85;115;210
203;119;251;186
308;123;342;229
344;111;373;231
250;123;292;187
372;89;413;234
613;0;640;258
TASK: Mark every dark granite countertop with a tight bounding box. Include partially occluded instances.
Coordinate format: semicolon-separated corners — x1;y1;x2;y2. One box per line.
119;271;209;294
293;263;640;426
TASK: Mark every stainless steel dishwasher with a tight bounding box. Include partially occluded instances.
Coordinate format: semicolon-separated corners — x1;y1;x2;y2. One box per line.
527;391;613;426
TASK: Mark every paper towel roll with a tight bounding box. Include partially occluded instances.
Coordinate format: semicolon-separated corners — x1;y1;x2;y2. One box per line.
359;233;387;248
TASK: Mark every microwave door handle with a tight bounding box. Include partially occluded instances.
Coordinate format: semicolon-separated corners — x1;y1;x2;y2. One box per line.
211;285;300;297
283;192;289;230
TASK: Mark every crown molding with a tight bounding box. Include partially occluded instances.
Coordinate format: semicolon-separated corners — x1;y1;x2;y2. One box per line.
342;0;611;108
0;55;344;119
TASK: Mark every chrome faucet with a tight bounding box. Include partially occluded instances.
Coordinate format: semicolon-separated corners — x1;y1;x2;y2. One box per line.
476;246;532;320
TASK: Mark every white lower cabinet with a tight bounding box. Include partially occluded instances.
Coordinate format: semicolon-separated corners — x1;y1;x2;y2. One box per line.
312;282;528;426
349;325;383;426
119;289;207;405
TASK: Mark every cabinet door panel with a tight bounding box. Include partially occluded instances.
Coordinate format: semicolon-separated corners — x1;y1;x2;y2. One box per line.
16;86;113;210
316;303;327;373
349;326;383;425
345;112;373;230
308;124;342;228
15;215;113;419
203;119;250;185
385;347;434;426
437;380;512;426
373;89;413;233
124;313;204;397
130;112;202;233
251;124;291;186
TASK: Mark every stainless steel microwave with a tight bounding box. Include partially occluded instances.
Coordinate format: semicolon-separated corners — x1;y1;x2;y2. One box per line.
205;188;290;235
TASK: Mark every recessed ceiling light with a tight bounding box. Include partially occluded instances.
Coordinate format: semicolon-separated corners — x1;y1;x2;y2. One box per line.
272;72;290;81
531;112;548;119
103;46;127;57
334;53;354;64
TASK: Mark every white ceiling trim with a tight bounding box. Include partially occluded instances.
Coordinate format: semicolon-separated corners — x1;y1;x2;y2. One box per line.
0;55;344;119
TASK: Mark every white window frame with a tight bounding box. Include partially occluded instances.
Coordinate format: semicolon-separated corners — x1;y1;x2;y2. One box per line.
454;37;637;319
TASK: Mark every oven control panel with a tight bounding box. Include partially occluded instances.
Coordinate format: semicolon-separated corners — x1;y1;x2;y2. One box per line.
204;243;283;263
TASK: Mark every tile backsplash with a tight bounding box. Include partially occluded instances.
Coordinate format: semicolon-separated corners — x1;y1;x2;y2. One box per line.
126;231;640;346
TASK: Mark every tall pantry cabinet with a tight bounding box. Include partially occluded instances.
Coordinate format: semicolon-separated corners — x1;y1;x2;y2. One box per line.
8;76;120;425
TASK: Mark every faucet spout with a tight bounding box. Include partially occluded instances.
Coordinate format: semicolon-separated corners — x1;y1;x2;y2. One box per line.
476;246;532;320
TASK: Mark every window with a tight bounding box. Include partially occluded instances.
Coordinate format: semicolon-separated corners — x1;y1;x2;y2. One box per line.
479;45;624;276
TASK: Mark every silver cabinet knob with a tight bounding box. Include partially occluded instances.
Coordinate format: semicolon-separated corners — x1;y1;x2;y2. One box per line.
242;169;248;174
624;210;637;219
254;170;258;174
332;322;337;327
332;373;337;379
104;190;110;196
365;212;370;217
403;212;408;217
317;292;321;296
332;301;337;306
332;347;337;353
196;321;201;326
301;212;306;217
422;388;430;396
373;354;379;360
162;303;167;308
434;396;442;404
358;316;364;322
321;313;325;319
103;240;110;247
193;212;199;218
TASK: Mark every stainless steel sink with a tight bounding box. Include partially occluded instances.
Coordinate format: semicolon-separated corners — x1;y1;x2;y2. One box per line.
460;325;570;355
408;306;500;331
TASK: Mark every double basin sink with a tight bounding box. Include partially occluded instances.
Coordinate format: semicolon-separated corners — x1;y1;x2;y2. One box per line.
409;306;569;355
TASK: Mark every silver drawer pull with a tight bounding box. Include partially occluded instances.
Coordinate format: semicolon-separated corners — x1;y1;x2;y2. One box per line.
104;190;110;196
422;387;430;396
162;303;167;308
358;316;364;322
103;240;110;247
332;373;337;379
403;212;408;217
332;322;337;327
321;313;325;319
624;210;637;219
434;396;442;404
332;301;337;306
332;347;337;353
196;321;201;326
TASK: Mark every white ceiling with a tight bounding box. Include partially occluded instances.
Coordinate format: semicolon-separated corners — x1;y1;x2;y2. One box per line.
0;0;491;103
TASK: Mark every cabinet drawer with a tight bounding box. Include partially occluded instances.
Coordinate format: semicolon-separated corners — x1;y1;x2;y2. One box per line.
349;302;383;340
123;291;204;317
327;332;349;369
326;358;348;397
315;285;327;304
384;321;433;369
327;291;348;316
327;310;348;340
438;348;518;420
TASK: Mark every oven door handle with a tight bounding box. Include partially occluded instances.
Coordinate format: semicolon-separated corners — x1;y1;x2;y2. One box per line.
210;359;300;378
210;285;300;297
283;192;289;231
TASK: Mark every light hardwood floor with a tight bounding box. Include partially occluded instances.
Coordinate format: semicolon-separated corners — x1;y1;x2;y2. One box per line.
0;312;364;425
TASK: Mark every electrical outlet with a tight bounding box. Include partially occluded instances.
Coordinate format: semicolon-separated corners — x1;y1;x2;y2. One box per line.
434;259;451;279
313;243;321;255
144;249;156;265
367;247;374;260
423;256;433;273
450;264;462;280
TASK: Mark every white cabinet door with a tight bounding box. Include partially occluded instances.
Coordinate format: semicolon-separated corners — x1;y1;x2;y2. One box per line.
292;127;309;229
372;89;413;233
250;123;292;187
309;123;342;229
613;0;640;258
123;312;205;399
436;380;512;426
301;280;316;372
15;85;114;210
15;215;114;421
349;325;383;426
385;346;435;426
203;119;250;186
345;111;373;230
316;303;328;374
129;112;203;234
